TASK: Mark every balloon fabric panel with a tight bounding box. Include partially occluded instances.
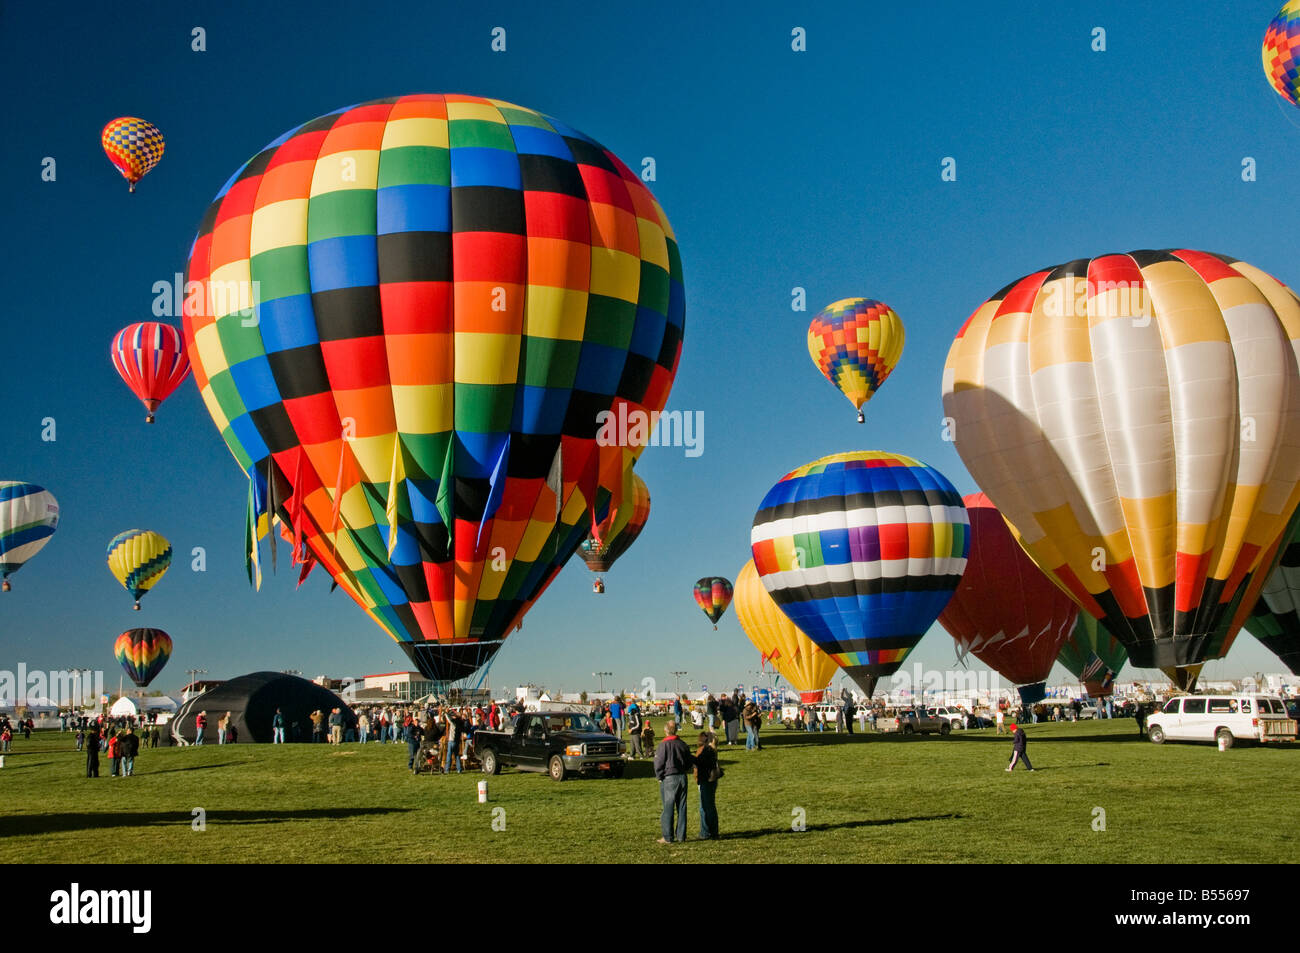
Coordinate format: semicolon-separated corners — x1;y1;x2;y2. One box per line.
1263;1;1300;107
0;482;59;587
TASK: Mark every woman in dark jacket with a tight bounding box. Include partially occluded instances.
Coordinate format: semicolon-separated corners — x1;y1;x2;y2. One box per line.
694;731;722;839
85;729;100;777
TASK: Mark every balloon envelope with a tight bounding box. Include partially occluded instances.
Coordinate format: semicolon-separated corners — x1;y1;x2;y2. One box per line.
751;451;969;697
1057;614;1128;698
938;493;1078;704
579;472;649;575
942;250;1300;679
694;577;733;628
182;95;684;682
107;529;172;607
1245;511;1300;674
102;117;164;191
114;628;173;688
735;559;838;700
0;482;59;591
111;323;191;423
807;298;903;420
1263;1;1300;107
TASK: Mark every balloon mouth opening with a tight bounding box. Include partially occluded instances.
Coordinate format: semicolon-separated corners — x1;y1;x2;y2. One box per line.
856;410;865;423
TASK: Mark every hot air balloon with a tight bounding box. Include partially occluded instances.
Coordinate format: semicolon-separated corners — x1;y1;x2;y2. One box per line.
942;250;1300;690
751;451;969;698
694;577;733;629
111;323;191;424
1245;513;1300;674
114;628;173;688
182;95;684;684
578;472;649;593
735;559;838;702
107;530;172;610
101;117;165;192
807;298;904;423
1057;614;1127;698
937;493;1078;704
1263;1;1300;108
0;482;59;592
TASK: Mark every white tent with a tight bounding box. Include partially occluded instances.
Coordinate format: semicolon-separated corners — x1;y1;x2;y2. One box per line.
110;697;138;717
141;695;180;711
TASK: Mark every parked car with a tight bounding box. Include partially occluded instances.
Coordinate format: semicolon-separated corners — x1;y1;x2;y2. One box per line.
1078;705;1098;719
1146;694;1297;748
887;708;950;736
472;712;625;780
929;706;967;728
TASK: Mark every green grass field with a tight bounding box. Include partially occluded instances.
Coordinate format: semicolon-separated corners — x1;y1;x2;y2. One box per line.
1;718;1296;863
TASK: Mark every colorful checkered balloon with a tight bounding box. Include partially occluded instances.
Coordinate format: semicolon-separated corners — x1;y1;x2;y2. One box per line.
751;451;969;697
693;576;733;629
942;249;1300;684
1263;0;1300;107
101;117;165;191
183;95;685;682
807;298;903;423
114;628;173;688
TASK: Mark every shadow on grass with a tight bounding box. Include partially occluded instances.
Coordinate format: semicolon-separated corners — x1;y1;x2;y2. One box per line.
720;812;967;840
144;761;250;774
0;806;413;837
0;760;54;769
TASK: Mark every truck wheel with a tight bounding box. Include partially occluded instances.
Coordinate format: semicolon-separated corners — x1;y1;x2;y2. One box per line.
480;749;500;775
548;755;568;782
1216;728;1234;750
1147;725;1165;744
940;722;951;736
902;724;914;735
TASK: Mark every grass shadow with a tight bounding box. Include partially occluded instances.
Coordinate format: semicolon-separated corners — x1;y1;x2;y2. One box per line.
0;806;413;838
719;812;967;840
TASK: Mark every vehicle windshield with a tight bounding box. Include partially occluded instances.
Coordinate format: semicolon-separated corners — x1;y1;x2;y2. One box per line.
544;713;601;733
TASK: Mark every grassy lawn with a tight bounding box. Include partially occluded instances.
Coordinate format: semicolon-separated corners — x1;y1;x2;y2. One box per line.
1;718;1296;863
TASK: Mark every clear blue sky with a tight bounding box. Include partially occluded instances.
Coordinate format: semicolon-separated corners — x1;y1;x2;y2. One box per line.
2;0;1297;698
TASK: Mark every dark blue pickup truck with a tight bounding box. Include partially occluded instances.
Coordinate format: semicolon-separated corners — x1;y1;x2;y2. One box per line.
472;711;626;781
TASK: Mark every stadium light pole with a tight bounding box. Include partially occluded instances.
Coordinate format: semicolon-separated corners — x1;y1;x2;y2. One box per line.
592;671;612;693
671;671;687;695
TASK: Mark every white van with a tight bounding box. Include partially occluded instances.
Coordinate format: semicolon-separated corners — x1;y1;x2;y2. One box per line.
1146;694;1296;748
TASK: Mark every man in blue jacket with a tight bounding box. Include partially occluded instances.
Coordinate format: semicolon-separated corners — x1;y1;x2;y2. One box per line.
1006;723;1034;771
653;720;694;843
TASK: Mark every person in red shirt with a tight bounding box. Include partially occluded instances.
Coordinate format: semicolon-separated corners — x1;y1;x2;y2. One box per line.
106;731;122;777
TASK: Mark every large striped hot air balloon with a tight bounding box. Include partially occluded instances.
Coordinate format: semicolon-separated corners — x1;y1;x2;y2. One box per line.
182;95;684;683
807;298;904;423
694;577;733;630
107;530;172;610
751;451;969;697
578;471;649;592
114;628;173;688
111;323;191;424
938;493;1078;704
942;250;1300;690
735;559;838;702
0;482;59;592
101;117;165;192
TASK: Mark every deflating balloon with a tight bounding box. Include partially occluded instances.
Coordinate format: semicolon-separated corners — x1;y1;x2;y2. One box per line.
942;250;1300;687
107;529;172;610
1263;1;1300;108
938;493;1078;705
114;628;173;688
182;95;684;683
735;559;838;701
694;577;733;629
1057;614;1127;698
101;117;165;192
0;482;59;592
751;451;969;698
807;298;903;423
111;323;191;424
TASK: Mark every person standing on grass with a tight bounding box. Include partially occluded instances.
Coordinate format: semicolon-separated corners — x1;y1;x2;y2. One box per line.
272;708;285;744
742;697;761;750
1006;724;1034;772
75;727;85;752
404;716;422;773
673;695;684;727
995;708;1005;735
194;710;207;745
106;730;122;777
609;696;623;738
721;695;740;746
653;719;694;844
694;731;722;840
85;728;100;778
625;701;644;759
1134;704;1146;738
120;727;139;776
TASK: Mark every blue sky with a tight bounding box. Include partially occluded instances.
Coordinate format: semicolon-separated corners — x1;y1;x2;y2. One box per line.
2;0;1297;699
